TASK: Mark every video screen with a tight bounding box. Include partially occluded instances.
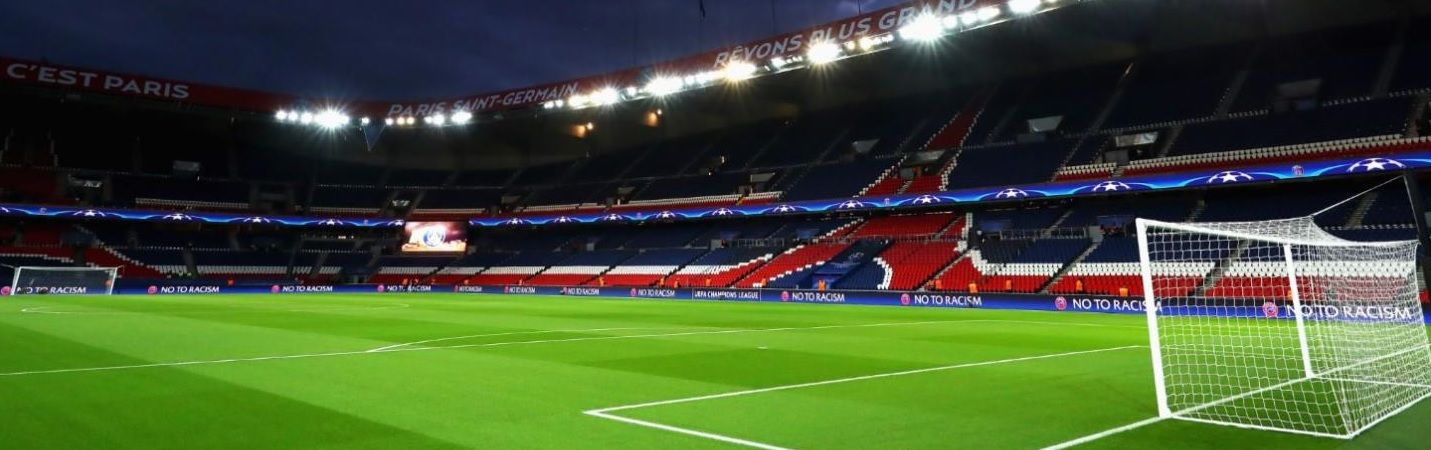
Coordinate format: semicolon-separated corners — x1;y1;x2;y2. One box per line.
401;221;468;253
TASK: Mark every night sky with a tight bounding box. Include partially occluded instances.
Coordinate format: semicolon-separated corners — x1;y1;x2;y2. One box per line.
1;0;905;100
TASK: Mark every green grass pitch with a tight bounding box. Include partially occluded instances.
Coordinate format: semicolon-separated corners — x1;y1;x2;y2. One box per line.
1;293;1428;449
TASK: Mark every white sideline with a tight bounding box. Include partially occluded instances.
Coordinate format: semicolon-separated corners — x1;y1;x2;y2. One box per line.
0;318;1145;377
0;319;974;377
584;345;1145;450
17;303;412;315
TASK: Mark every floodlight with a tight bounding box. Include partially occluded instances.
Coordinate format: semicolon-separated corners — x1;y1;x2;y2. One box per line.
959;11;980;26
978;6;1001;21
898;14;944;42
567;94;590;108
299;112;315;125
722;62;757;82
645;77;682;96
451;110;473;124
807;42;841;65
275;110;290;121
359;117;370;126
1008;0;1040;14
385;117;395;126
426;114;446;126
591;88;620;106
314;109;349;129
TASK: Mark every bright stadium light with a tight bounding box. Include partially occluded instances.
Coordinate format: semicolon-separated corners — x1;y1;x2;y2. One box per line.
567;94;591;109
314;109;349;129
403;116;416;126
1008;0;1041;14
299;112;315;125
275;110;290;121
978;6;1001;21
807;42;841;65
899;14;945;42
645;77;682;96
384;117;395;126
722;62;757;82
450;110;473;124
359;117;371;126
959;10;981;26
426;114;447;126
591;88;620;106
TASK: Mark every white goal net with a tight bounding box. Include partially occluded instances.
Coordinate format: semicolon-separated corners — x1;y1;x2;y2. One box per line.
8;266;118;295
1137;216;1431;439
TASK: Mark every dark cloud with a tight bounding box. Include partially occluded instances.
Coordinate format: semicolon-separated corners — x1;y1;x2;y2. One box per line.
0;0;905;99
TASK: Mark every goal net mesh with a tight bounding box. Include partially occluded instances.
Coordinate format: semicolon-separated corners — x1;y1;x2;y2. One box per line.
1138;216;1431;438
9;266;118;295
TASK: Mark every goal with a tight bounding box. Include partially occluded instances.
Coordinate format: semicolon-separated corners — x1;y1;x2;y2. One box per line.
8;266;118;295
1136;216;1431;439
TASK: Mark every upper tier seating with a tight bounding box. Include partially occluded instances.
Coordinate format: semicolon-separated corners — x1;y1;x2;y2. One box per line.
944;140;1073;190
781;159;897;201
1231;24;1392;112
1104;44;1246;129
1169;98;1412;158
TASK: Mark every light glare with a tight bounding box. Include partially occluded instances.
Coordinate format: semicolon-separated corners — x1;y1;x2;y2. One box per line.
451;110;473;124
722;62;757;82
1008;0;1040;14
807;42;841;65
645;77;682;96
899;14;945;42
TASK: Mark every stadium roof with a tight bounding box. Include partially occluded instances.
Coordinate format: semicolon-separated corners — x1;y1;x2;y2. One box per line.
1;0;909;100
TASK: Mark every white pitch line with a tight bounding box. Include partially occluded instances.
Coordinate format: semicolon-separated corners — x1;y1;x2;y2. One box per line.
583;345;1145;449
365;318;1141;354
585;410;795;450
367;327;676;352
17;302;412;315
1038;416;1166;450
0;319;969;377
0;318;1147;378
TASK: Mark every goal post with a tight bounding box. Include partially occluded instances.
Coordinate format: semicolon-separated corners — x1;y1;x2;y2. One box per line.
8;266;119;295
1137;216;1431;439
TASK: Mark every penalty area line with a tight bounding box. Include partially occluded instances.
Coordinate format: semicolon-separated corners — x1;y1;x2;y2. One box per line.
584;345;1145;450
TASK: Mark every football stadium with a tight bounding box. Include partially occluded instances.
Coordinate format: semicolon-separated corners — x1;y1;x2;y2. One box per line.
4;0;1431;448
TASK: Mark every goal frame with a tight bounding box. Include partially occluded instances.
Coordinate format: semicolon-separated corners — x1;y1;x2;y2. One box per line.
1135;217;1430;439
9;266;120;295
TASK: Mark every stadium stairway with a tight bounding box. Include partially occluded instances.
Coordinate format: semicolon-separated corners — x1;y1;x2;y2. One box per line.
734;242;852;288
765;239;889;289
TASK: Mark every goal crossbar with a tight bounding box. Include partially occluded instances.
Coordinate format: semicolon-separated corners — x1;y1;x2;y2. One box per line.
1137;218;1416;248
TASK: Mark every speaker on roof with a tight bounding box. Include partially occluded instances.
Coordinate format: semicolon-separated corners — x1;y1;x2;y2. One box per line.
1272;79;1322;113
851;139;878;155
171;160;201;178
1027;116;1063;133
